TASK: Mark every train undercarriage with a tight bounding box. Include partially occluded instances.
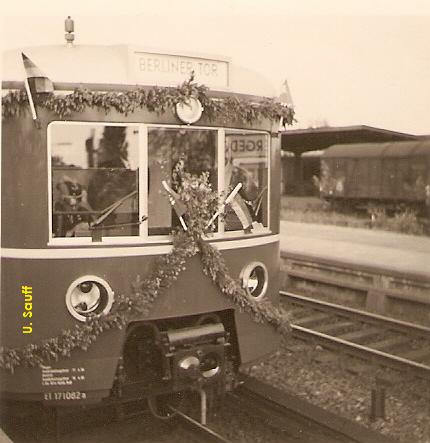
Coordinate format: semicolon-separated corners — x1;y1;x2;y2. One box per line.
111;310;240;423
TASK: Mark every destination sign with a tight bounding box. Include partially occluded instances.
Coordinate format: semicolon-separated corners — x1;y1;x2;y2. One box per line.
129;50;229;88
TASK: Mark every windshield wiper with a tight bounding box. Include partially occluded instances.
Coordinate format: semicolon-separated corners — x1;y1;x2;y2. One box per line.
91;190;138;228
90;215;147;242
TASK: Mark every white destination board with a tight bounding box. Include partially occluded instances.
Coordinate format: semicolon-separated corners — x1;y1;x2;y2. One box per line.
129;50;229;88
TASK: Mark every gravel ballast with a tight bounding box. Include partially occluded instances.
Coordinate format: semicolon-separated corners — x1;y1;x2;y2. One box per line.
248;337;430;443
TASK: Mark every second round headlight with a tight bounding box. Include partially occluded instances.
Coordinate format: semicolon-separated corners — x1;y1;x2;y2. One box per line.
240;262;268;301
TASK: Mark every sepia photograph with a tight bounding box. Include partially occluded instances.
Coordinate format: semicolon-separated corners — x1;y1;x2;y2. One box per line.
1;1;430;442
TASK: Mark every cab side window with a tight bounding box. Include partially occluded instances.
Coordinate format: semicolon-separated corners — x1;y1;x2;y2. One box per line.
224;131;269;232
50;123;139;238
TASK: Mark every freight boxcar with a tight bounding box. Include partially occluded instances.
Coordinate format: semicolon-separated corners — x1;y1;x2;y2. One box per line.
319;141;430;212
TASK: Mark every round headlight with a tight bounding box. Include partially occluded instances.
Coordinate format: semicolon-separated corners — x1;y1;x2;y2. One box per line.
65;276;114;321
240;262;268;301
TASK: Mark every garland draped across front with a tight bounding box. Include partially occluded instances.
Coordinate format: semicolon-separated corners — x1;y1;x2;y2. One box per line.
1;75;294;371
2;74;295;127
0;170;291;373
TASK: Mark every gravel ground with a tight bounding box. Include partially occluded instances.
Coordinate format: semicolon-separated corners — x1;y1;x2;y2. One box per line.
209;404;292;443
248;337;430;443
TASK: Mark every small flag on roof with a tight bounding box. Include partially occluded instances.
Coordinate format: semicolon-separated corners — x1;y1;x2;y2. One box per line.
279;79;294;107
22;53;54;93
22;53;54;128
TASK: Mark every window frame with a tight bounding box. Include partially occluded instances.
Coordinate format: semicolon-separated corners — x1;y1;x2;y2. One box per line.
47;121;271;246
222;128;271;235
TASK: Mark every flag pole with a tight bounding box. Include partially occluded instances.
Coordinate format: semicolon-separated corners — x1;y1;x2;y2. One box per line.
24;79;41;129
206;183;242;228
178;215;188;231
161;180;188;231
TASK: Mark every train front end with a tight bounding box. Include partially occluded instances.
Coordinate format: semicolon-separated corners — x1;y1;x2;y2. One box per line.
1;38;292;414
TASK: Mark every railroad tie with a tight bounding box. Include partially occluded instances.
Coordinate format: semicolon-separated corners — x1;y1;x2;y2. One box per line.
316;321;355;335
368;336;410;352
338;327;381;343
398;347;430;363
294;313;330;328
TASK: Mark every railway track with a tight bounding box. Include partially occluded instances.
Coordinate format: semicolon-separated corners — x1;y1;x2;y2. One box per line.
171;377;394;443
171;408;232;443
281;290;430;380
2;377;393;443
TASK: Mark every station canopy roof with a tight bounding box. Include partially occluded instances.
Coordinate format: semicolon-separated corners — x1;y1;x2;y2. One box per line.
324;140;430;158
281;125;419;155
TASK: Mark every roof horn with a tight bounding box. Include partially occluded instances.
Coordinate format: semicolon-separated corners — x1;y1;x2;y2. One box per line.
65;16;75;47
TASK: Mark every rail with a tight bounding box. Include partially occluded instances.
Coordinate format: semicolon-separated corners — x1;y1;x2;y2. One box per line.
171;407;232;443
283;290;430;338
281;290;430;381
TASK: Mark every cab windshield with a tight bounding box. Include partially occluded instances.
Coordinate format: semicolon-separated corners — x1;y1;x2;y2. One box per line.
49;122;269;241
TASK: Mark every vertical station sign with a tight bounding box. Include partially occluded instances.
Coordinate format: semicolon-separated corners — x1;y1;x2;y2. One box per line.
226;133;268;160
128;48;229;89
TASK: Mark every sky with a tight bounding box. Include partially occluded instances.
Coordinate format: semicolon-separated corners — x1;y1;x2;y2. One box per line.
1;0;430;135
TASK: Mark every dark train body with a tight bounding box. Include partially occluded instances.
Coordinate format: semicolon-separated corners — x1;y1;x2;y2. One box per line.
319;141;430;212
1;38;284;412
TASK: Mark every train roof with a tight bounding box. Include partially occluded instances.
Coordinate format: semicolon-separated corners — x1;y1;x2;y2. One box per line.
2;45;277;98
323;140;430;158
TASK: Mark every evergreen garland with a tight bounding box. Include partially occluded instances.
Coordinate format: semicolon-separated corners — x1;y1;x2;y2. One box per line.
0;168;290;373
2;75;295;127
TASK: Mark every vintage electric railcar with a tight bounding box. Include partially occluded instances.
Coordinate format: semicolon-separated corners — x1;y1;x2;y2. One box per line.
319;141;430;212
1;22;287;417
